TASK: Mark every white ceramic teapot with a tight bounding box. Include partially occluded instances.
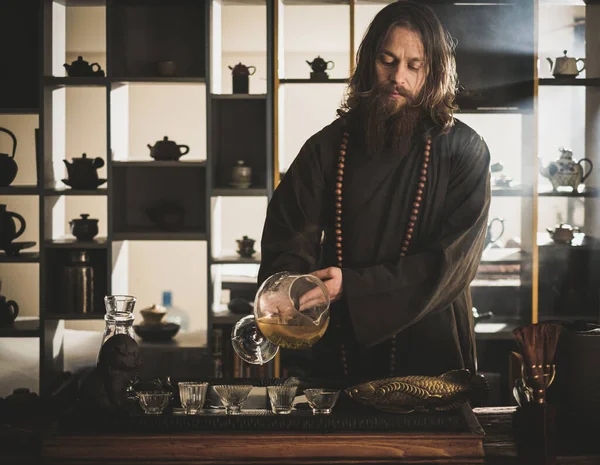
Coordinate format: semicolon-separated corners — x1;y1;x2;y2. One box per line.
547;50;585;77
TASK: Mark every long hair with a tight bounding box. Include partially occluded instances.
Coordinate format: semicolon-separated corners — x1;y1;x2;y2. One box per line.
338;0;458;136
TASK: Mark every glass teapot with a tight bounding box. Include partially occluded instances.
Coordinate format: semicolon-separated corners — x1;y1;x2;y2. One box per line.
231;272;330;365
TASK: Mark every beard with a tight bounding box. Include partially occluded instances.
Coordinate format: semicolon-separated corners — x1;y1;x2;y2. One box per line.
359;82;425;157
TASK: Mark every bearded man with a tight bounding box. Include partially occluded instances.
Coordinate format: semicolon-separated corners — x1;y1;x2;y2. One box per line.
258;0;491;380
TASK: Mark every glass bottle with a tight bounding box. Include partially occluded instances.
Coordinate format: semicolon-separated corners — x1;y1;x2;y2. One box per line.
162;290;189;331
100;295;137;349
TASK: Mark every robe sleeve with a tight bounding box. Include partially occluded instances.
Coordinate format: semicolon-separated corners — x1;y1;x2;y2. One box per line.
258;136;327;286
342;132;491;348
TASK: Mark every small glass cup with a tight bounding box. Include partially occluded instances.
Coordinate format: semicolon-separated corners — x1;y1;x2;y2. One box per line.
178;382;209;414
267;385;298;415
137;391;170;415
304;389;340;415
213;385;253;415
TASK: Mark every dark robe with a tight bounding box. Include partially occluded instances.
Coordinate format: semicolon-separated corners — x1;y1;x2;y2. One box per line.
258;116;491;381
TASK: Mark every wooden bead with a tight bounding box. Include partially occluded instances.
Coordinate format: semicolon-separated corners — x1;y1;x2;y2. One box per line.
401;246;408;252
336;176;343;182
336;236;342;243
400;252;406;257
420;176;427;182
421;169;427;176
418;182;425;188
335;216;341;223
410;215;417;221
416;196;423;203
336;182;343;189
337;169;344;176
412;208;419;215
408;222;415;227
336;249;343;256
336;242;342;249
413;201;420;208
335;202;342;209
335;229;342;235
402;239;409;246
335;223;341;229
336;209;342;215
407;227;414;234
405;233;412;240
340;150;346;156
338;162;345;169
424;150;431;157
335;189;342;196
423;162;428;169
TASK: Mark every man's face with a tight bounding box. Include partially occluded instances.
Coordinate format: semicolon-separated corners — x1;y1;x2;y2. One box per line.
374;26;427;110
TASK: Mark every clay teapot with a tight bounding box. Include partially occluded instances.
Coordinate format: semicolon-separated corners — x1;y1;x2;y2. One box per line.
547;51;585;78
484;218;505;249
306;56;335;73
64;56;105;77
139;304;167;326
228;62;256;76
230;160;252;188
147;136;190;161
236;235;256;258
63;153;106;189
0;293;19;327
0;127;18;187
547;223;579;244
539;148;593;192
0;204;26;247
69;214;99;241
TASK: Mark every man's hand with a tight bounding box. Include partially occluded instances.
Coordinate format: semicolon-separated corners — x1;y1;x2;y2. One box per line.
297;267;343;311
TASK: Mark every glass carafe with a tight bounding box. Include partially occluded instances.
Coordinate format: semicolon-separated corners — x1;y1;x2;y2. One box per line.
232;272;330;365
99;295;137;361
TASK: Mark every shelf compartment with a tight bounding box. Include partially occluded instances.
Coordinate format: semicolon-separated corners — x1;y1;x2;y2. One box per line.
0;185;39;195
45;238;108;249
44;187;108;196
43;248;108;319
539;78;600;86
0;252;40;263
0;108;39;115
211;188;267;197
538;186;599;197
491;186;532;197
0;318;40;338
211;98;267;189
111;163;207;236
108;0;206;79
43;77;109;88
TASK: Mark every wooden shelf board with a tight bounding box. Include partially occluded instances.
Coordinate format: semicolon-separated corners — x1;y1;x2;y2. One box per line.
112;160;206;168
210;94;267;99
0;185;39;195
491;186;531;197
279;78;349;84
211;188;267;197
0;108;39;115
44;187;107;196
112;232;207;241
0;318;40;338
212;308;247;326
44;238;108;249
110;77;206;86
211;253;261;264
44;313;104;320
0;252;40;263
480;248;523;264
538;186;599;197
44;76;109;88
539;78;600;86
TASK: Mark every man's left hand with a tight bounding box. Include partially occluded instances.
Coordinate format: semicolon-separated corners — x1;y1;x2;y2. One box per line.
311;267;343;303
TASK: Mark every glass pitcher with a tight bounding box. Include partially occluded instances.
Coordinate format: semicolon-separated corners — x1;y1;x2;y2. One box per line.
231;272;330;365
100;295;137;353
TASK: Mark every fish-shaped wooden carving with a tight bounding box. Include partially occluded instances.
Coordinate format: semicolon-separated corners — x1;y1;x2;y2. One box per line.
345;369;488;413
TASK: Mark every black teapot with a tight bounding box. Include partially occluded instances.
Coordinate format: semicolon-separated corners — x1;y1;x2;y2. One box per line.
0;294;19;327
229;62;256;94
147;137;190;161
484;217;505;249
0;127;18;187
63;153;106;189
64;56;105;77
236;235;256;258
69;214;99;241
306;56;335;73
0;204;25;247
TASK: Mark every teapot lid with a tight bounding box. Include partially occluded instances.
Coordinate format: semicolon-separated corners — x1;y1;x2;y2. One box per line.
140;304;167;314
70;56;89;66
155;136;177;146
72;153;92;162
311;55;326;63
72;213;98;223
554;223;574;231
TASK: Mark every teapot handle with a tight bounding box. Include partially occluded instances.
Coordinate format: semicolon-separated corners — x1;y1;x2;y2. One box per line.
90;63;101;72
576;58;585;73
578;158;593;183
8;211;26;239
488;218;505;243
247;66;256;76
0;127;17;158
6;300;19;320
178;145;190;156
326;61;335;70
93;157;105;169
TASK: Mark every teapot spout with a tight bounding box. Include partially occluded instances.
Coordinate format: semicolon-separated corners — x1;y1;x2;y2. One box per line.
64;64;71;72
538;157;550;177
546;57;553;71
306;60;312;67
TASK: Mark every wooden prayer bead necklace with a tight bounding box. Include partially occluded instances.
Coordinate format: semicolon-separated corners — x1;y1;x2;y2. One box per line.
334;130;432;377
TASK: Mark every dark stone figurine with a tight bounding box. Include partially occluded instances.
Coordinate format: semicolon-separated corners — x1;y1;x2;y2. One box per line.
78;334;141;411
